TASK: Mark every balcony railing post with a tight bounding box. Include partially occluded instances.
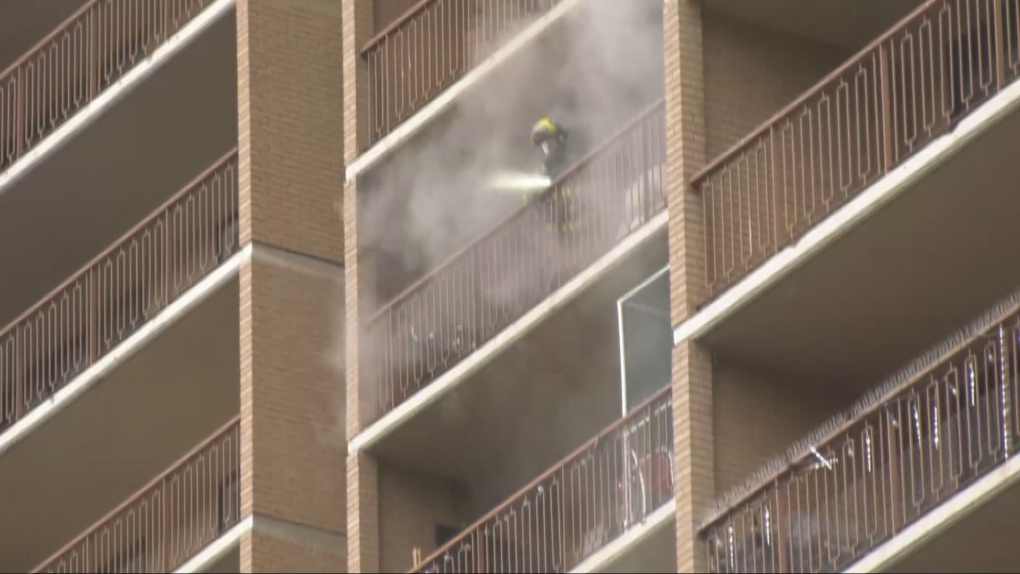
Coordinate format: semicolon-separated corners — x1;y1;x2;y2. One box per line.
13;327;23;424
995;0;1006;91
773;483;789;573
768;126;780;253
87;7;96;102
88;268;100;363
884;407;904;537
558;466;568;573
1000;324;1013;455
165;210;174;305
879;42;894;174
15;67;23;160
162;477;170;572
164;0;171;43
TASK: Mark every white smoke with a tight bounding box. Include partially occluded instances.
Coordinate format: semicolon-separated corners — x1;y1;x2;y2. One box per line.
359;0;665;303
344;0;666;498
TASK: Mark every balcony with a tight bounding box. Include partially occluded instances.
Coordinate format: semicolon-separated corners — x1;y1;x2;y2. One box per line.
349;0;666;180
677;0;1020;404
366;244;668;573
0;149;239;441
356;0;569;157
0;149;240;571
33;419;242;573
0;0;232;178
0;280;239;571
411;388;673;574
356;101;668;447
701;291;1020;573
0;0;237;329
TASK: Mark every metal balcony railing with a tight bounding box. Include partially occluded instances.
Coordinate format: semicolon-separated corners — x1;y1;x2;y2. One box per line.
0;0;218;173
33;417;241;573
365;101;665;423
360;0;564;148
0;149;239;434
412;388;673;573
702;301;1020;573
692;0;1020;305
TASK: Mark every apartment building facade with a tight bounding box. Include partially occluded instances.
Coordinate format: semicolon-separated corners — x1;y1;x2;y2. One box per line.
345;0;1020;572
0;0;345;572
3;0;1020;573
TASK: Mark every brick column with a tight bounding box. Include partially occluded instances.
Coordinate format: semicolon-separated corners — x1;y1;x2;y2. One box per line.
664;1;714;572
236;0;346;571
343;0;374;165
342;1;379;572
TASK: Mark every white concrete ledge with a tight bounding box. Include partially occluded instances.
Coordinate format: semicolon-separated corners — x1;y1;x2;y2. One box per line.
344;0;583;182
846;453;1020;573
673;72;1020;347
571;500;676;573
349;210;669;454
172;513;347;573
174;515;252;574
0;244;250;459
0;0;236;195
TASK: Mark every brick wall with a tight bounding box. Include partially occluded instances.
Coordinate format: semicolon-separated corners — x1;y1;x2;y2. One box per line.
237;2;346;571
665;3;851;571
703;15;847;160
378;463;473;574
343;0;373;165
664;1;711;571
342;2;379;571
239;255;346;572
237;0;344;264
712;359;847;495
243;530;347;574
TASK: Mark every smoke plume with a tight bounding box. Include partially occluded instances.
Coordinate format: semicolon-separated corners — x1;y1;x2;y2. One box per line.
360;0;664;302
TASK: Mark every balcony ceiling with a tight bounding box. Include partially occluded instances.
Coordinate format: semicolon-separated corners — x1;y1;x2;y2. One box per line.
0;0;90;72
703;102;1020;399
706;0;922;51
0;281;239;572
0;7;237;328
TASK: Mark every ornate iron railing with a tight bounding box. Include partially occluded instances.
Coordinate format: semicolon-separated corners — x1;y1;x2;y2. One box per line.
360;0;564;147
703;301;1020;573
34;418;241;573
693;0;1020;304
413;388;672;573
0;149;239;434
0;0;218;172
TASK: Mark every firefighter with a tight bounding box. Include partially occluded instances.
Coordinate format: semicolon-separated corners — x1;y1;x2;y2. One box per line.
531;116;570;178
530;116;581;235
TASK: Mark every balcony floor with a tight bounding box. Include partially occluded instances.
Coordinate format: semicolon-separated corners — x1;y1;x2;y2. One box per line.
0;278;239;572
701;96;1020;399
0;5;237;327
